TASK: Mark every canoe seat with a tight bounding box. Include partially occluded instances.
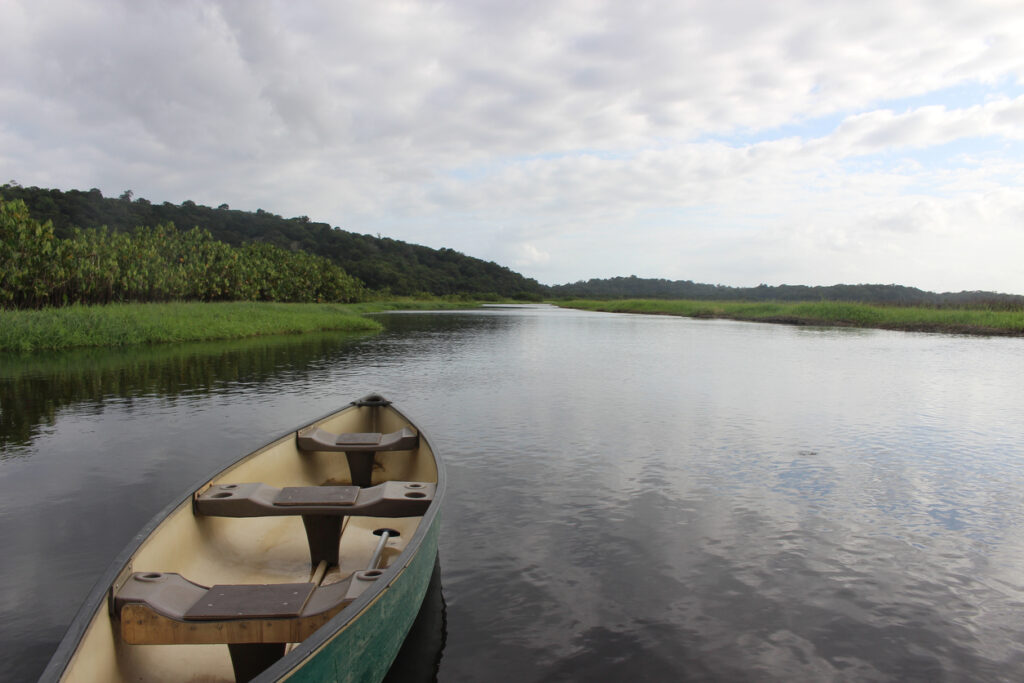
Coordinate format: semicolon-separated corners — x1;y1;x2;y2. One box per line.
114;570;382;681
194;481;435;566
114;570;379;643
195;481;434;517
296;427;419;487
296;426;418;453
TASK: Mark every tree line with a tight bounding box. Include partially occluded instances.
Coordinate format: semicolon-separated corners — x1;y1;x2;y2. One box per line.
547;276;1024;309
1;198;365;308
1;184;546;300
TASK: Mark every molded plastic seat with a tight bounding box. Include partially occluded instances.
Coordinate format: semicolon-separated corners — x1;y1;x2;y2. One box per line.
296;427;418;453
193;481;434;567
114;570;385;644
194;481;434;518
295;427;420;489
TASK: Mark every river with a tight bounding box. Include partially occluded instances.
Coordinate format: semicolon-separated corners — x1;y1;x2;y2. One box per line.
2;305;1023;681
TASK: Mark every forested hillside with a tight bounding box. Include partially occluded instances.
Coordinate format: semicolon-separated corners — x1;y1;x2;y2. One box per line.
548;276;1024;308
1;184;545;299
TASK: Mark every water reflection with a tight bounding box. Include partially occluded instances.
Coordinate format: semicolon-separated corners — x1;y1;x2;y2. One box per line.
0;331;373;453
384;558;447;683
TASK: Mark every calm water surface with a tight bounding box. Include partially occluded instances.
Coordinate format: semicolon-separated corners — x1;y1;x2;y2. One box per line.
2;305;1023;681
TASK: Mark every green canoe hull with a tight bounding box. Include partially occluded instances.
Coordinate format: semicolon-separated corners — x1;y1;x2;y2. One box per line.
278;512;441;682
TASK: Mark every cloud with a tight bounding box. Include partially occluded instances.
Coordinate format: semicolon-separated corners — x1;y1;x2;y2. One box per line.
1;0;1023;292
820;96;1024;156
509;243;551;268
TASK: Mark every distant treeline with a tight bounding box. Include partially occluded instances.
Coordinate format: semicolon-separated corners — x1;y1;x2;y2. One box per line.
548;276;1024;309
1;184;546;300
5;183;1021;309
0;198;365;308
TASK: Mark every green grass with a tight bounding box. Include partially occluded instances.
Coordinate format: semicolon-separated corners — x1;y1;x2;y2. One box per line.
0;302;385;352
555;299;1024;336
347;297;485;313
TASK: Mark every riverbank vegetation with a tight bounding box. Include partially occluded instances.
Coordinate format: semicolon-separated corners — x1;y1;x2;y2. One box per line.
5;185;1024;346
2;184;546;299
550;275;1024;309
0;302;384;352
1;198;366;308
6;185;1022;308
557;299;1024;336
0;298;491;352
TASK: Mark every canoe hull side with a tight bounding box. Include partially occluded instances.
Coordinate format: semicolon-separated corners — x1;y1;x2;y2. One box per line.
281;510;441;682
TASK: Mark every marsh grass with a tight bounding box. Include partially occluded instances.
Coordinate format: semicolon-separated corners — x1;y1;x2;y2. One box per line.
0;302;384;352
347;297;484;312
557;299;1024;336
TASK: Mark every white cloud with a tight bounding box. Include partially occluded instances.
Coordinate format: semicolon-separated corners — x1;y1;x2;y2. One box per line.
818;96;1024;157
508;243;551;269
1;0;1023;292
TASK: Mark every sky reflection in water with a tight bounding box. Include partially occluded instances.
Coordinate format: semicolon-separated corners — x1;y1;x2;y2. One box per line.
2;306;1023;681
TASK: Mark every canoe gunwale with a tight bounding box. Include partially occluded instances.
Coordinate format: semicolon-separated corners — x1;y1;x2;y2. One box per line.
40;395;445;683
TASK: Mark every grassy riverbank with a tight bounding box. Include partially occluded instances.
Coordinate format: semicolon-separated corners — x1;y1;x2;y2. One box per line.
0;302;388;352
556;299;1024;336
0;299;491;352
0;296;510;352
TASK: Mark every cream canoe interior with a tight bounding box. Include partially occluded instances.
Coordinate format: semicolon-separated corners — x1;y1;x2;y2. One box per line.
55;401;438;682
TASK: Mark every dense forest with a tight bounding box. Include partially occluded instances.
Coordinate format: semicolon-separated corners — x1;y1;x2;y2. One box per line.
0;184;546;300
548;276;1024;308
0;198;365;308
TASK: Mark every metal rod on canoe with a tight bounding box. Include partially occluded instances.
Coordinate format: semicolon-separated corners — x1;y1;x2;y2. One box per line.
310;560;328;585
366;530;391;570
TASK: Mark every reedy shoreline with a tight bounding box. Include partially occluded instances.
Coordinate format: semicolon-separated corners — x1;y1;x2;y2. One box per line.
555;299;1024;336
7;298;1021;353
0;300;476;352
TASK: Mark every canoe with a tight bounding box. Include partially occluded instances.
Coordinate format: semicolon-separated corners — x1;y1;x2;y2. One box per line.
41;394;444;683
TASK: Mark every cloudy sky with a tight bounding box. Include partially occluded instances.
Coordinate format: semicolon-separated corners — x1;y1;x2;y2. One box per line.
2;1;1023;292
